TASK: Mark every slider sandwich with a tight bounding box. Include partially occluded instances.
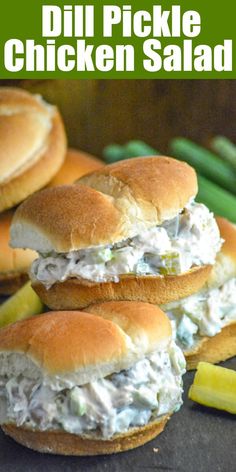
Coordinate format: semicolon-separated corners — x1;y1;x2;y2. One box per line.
0;211;36;295
0;87;66;212
163;217;236;369
0;302;186;455
10;157;222;310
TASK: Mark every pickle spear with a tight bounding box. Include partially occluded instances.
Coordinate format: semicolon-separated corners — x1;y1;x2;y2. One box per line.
0;281;43;328
189;362;236;414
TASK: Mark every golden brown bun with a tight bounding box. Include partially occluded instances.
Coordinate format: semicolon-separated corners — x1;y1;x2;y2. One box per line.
0;87;67;212
32;265;212;310
79;156;198;223
0;211;36;294
48;148;104;186
185;321;236;370
2;416;169;455
11;185;127;253
0;303;171;379
217;217;236;261
206;217;236;289
11;157;197;253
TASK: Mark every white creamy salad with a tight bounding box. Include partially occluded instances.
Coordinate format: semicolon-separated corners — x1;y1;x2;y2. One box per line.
164;278;236;350
31;201;222;288
0;343;185;439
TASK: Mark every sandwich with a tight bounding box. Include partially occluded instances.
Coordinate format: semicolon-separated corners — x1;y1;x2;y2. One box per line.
10;157;222;310
163;217;236;369
48;148;104;187
0;211;36;295
0;301;186;455
0;87;67;212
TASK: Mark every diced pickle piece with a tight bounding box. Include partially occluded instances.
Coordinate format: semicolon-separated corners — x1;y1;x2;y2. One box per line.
159;252;180;275
189;362;236;414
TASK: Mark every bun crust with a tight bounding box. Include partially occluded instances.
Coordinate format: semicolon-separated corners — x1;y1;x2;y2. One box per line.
79;156;198;224
11;185;128;253
2;415;169;455
206;217;236;289
185;321;236;370
217;217;236;261
32;265;212;310
11;157;197;253
0;211;36;294
0;303;171;379
48;148;104;187
0;87;67;212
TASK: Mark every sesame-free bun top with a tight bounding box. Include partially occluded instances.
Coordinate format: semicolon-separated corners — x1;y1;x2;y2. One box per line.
48;148;104;187
10;185;127;253
78;156;198;222
0;302;171;386
0;211;36;274
10;157;197;253
0;87;67;212
207;217;236;288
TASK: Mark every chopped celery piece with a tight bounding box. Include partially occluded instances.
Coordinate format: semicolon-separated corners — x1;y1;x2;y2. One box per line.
97;248;113;262
70;388;87;416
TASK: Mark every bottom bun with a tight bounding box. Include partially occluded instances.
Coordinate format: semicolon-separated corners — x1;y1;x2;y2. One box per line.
0;272;28;296
2;415;169;455
32;265;211;310
186;321;236;370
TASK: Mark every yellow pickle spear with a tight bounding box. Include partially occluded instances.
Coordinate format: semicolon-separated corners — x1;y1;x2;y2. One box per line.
188;362;236;414
0;281;43;328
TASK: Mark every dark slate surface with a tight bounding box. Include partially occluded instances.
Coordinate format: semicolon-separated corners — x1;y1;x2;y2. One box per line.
0;357;235;472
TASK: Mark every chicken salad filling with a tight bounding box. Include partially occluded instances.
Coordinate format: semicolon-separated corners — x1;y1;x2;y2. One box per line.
0;343;185;439
31;201;222;288
164;278;236;350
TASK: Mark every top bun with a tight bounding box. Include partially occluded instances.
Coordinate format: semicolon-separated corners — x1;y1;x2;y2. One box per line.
48;148;104;187
10;185;129;252
207;217;236;289
0;87;67;212
0;301;171;386
10;157;197;253
79;156;198;223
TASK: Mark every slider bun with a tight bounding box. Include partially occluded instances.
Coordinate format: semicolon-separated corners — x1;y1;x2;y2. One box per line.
2;416;169;455
206;217;236;289
78;156;198;224
0;211;36;295
48;148;104;186
32;265;212;310
10;185;129;253
10;157;198;253
0;87;67;212
0;302;172;454
185;321;236;370
0;302;171;383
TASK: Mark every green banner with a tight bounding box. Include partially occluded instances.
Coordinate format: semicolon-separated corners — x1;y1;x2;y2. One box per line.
0;0;235;78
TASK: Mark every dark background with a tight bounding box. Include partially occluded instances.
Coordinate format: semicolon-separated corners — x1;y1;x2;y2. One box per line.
1;80;236;157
